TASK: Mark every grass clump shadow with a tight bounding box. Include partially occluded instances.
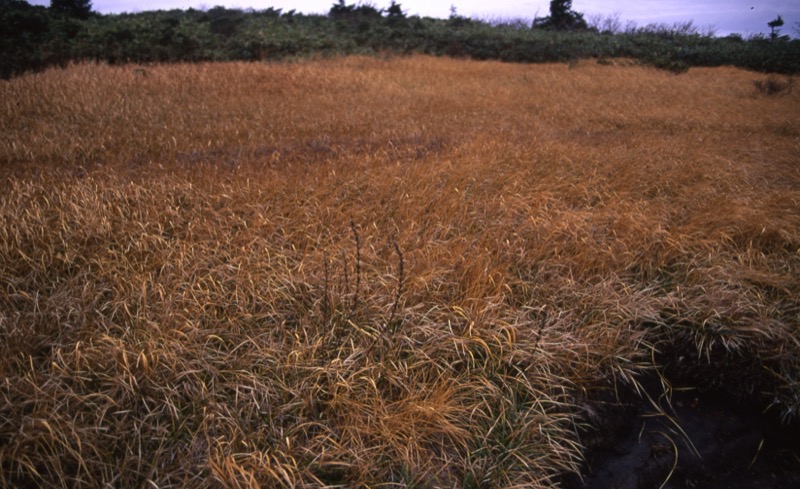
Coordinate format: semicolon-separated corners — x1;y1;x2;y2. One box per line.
753;75;795;96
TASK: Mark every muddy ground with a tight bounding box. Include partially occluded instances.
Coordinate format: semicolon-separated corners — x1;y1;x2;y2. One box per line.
562;350;800;489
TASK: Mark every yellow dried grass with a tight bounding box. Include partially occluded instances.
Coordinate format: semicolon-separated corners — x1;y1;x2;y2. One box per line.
1;56;799;487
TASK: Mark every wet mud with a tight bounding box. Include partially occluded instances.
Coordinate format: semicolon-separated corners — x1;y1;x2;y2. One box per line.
563;353;800;489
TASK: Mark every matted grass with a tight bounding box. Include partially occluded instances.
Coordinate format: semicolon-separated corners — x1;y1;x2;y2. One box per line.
1;56;799;487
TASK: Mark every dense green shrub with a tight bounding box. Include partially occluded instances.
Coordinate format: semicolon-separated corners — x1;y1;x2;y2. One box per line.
2;0;799;79
1;0;52;78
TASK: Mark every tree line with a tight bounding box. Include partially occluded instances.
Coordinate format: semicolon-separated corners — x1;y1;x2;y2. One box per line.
2;0;799;79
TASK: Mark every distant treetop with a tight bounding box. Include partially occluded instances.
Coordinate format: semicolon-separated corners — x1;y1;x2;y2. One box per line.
533;0;588;31
49;0;92;19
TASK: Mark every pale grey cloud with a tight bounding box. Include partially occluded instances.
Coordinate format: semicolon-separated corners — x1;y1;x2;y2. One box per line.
577;0;799;34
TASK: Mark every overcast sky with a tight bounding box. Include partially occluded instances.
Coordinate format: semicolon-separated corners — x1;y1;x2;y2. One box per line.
29;0;800;36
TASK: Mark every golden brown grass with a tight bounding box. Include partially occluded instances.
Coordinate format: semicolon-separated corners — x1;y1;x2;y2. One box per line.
1;56;799;487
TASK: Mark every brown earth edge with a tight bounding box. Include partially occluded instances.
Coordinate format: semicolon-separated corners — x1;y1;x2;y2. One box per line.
560;347;800;489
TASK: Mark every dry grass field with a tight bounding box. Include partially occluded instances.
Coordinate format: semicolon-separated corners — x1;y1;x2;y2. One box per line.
1;56;799;487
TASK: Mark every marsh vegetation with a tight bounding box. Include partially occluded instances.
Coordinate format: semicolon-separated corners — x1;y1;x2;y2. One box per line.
1;56;799;487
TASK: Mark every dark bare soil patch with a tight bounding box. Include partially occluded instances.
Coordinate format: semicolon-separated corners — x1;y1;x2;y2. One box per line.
563;351;800;489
